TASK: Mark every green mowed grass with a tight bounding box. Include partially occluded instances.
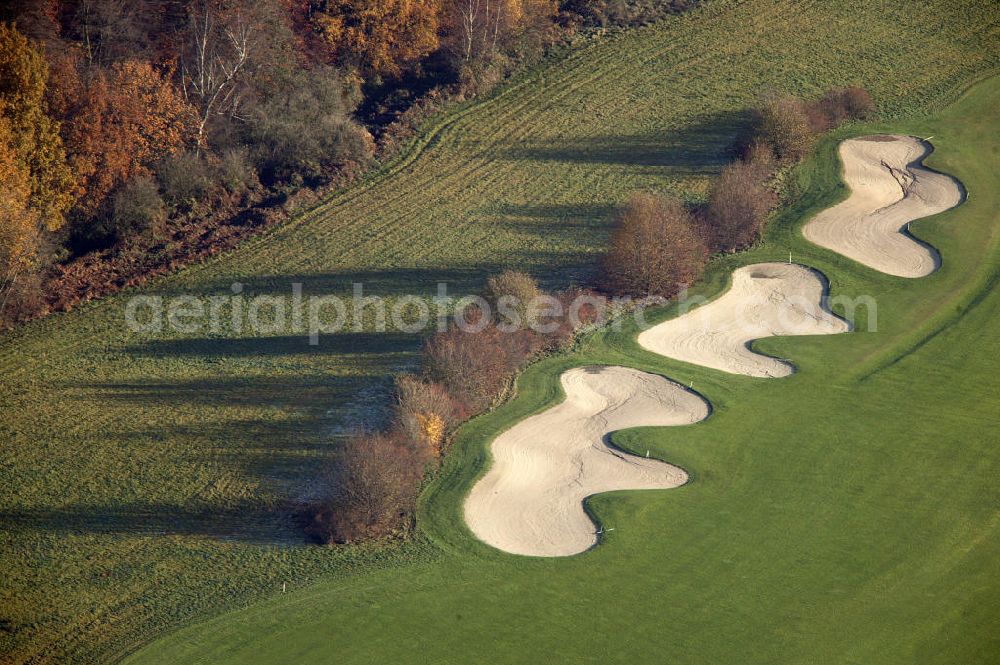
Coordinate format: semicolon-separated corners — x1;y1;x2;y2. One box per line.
126;72;1000;665
1;0;998;661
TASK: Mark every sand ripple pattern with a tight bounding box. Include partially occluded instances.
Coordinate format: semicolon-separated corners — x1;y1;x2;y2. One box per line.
803;135;964;277
464;366;709;557
638;263;849;377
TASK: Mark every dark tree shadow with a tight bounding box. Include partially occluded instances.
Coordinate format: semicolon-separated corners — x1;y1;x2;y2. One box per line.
156;266;506;298
0;502;305;545
151;257;602;305
503;110;748;175
491;202;617;235
78;374;381;408
48;372;403;544
125;331;423;358
472;205;615;286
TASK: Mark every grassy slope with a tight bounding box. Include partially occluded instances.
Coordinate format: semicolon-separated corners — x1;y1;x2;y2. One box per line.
127;71;1000;665
1;0;998;661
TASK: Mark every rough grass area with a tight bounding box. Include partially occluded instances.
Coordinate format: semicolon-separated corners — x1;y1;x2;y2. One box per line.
1;0;998;661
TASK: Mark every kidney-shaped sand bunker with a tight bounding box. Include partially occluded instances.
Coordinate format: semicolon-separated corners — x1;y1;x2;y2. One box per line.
803;135;964;277
464;365;709;557
638;262;849;378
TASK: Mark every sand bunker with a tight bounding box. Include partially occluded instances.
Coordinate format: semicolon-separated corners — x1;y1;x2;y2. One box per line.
464;365;708;557
637;263;848;377
802;135;963;277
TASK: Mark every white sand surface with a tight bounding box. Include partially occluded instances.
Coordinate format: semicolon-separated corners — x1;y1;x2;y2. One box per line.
637;263;848;377
464;365;709;557
802;135;963;277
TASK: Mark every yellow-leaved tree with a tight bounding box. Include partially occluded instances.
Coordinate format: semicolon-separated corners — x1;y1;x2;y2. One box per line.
414;411;446;458
0;22;75;320
0;23;75;235
0;116;37;280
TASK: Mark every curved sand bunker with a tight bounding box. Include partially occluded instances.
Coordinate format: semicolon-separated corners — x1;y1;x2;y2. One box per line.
637;263;849;377
464;365;709;557
803;135;963;277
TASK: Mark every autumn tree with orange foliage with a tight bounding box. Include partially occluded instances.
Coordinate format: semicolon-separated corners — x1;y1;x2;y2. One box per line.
0;116;46;323
313;0;442;78
0;117;37;281
52;55;195;223
602;192;707;298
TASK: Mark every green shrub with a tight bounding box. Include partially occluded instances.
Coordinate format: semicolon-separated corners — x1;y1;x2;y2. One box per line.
483;270;544;329
73;175;165;250
157;152;214;208
247;67;374;184
111;176;166;240
216;147;258;194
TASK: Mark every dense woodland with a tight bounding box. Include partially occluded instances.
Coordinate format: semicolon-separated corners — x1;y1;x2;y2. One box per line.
0;0;696;327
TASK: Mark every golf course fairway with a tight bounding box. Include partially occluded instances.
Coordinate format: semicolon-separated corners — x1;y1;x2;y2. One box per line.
466;133;961;558
122;76;1000;665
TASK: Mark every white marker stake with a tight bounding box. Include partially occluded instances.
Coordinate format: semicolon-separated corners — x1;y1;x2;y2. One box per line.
282;582;286;593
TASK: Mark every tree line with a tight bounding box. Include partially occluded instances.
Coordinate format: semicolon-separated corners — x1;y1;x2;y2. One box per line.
0;0;697;327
